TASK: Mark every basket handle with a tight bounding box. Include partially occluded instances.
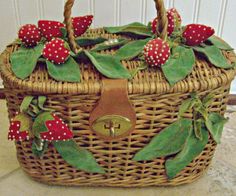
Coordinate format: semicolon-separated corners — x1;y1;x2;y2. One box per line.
64;0;168;53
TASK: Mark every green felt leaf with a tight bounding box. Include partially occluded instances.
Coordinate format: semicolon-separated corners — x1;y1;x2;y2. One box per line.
130;62;148;78
46;57;81;82
85;51;131;79
37;96;53;111
178;98;196;118
53;140;105;174
20;96;34;113
206;36;234;51
205;112;228;144
10;44;44;79
75;37;107;47
91;38;129;52
162;46;195;86
194;118;203;140
60;27;67;39
104;22;153;37
32;112;54;138
165;127;209;179
202;93;215;108
32;138;48;157
14;113;32;132
193;45;234;69
115;38;151;60
133;118;192;161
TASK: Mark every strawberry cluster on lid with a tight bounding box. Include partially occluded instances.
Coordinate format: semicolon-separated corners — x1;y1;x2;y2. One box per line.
152;8;181;36
143;38;170;67
72;15;94;37
42;38;70;64
40;114;73;142
38;20;65;41
17;15;93;49
18;24;42;47
183;24;215;46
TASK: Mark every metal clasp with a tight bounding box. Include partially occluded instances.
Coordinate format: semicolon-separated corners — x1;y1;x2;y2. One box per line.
92;115;132;138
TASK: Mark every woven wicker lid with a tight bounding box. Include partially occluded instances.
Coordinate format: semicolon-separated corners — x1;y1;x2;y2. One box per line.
0;38;235;95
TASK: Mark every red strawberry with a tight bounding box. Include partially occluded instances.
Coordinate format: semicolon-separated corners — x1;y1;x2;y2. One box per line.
152;8;181;36
18;24;41;47
183;24;215;46
143;38;170;67
72;15;93;37
38;20;65;41
8;114;32;141
42;38;70;64
40;113;73;142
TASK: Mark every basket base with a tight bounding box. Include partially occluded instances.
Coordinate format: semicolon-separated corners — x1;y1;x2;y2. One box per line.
21;167;210;187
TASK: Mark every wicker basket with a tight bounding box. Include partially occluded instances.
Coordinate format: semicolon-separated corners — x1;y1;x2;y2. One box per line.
0;0;236;187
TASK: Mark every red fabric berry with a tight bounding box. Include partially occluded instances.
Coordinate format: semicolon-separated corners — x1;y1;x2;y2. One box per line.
183;24;215;46
42;38;70;64
38;20;65;41
8;120;29;141
72;15;94;37
40;114;73;142
18;24;41;47
152;8;181;36
143;38;170;67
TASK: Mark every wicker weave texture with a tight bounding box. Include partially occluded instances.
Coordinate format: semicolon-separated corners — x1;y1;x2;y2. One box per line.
3;85;230;187
0;28;235;187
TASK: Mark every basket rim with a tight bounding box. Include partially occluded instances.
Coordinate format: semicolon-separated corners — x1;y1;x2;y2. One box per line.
0;28;235;95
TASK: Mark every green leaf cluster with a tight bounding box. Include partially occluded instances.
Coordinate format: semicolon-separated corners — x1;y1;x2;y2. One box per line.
19;95;106;174
133;92;227;179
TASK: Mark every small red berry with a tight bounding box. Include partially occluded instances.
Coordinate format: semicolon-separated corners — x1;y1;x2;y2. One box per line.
143;38;170;67
38;20;65;41
18;24;41;47
40;114;73;142
42;38;70;64
8;114;32;141
152;8;181;36
183;24;215;46
72;15;94;37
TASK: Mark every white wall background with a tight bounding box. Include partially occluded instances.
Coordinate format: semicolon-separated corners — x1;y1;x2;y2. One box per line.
0;0;235;93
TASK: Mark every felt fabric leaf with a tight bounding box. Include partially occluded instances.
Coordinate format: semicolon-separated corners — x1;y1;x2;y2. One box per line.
53;140;105;174
20;96;34;113
206;36;234;51
165;127;209;179
38;96;53;112
104;22;153;37
91;38;129;52
75;37;107;47
10;44;44;79
60;27;67;39
32;138;48;157
85;51;131;79
46;57;81;82
133;118;192;161
205;112;228;144
130;62;148;78
178;98;196;118
193;45;234;69
162;46;195;86
202;93;215;107
194;118;203;140
115;38;151;60
32;112;54;138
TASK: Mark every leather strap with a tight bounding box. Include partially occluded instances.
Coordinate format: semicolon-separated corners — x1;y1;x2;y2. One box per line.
89;79;136;140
